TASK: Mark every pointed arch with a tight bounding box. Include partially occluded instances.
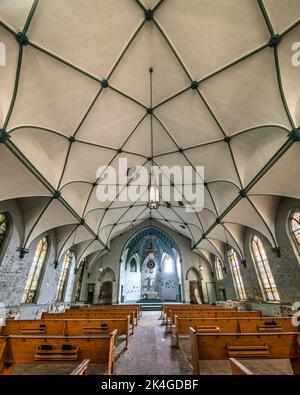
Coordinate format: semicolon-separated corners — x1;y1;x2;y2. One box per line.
22;236;49;303
251;235;280;301
99;267;116;282
289;211;300;252
186;266;202;281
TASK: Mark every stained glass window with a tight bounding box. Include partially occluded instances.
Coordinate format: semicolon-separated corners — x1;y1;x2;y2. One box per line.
0;213;9;252
215;257;224;281
130;258;137;272
75;260;85;302
251;235;280;301
163;255;173;273
290;212;300;250
22;237;48;303
228;248;246;300
55;250;73;301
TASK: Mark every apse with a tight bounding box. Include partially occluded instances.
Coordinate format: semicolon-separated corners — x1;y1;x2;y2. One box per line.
119;226;182;303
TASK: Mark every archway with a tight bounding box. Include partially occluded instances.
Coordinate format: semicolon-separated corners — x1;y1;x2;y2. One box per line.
186;267;204;304
98;268;115;305
119;227;183;303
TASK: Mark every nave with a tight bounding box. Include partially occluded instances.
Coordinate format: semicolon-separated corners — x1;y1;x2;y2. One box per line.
1;0;300;379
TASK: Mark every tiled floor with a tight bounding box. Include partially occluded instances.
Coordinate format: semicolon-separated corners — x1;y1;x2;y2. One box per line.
114;311;192;375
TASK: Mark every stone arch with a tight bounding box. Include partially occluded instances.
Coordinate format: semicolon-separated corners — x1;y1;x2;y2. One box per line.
99;267;116;282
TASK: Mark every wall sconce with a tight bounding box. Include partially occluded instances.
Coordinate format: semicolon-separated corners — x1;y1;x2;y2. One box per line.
54;260;59;269
17;247;29;259
241;259;247;268
272;247;281;258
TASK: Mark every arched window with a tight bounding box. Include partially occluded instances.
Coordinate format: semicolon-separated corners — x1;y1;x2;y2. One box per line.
75;259;85;302
227;248;246;300
22;237;48;303
163;255;173;273
55;250;73;302
289;212;300;251
215;257;223;281
130;258;137;272
251;235;280;301
0;213;9;252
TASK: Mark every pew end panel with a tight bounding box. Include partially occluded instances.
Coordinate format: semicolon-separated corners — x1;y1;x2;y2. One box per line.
229;358;254;375
70;359;90;375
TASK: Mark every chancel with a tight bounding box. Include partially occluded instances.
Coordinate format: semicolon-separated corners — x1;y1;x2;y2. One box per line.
0;0;300;377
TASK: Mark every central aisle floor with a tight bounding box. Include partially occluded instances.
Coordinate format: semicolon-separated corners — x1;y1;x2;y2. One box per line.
114;311;192;375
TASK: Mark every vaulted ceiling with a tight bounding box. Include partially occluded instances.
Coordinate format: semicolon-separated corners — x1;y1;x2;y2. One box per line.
0;0;299;264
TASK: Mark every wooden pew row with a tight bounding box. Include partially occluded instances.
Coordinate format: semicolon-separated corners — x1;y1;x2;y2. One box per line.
175;317;299;347
79;304;142;317
0;332;117;375
42;312;135;334
1;317;131;349
168;310;262;332
162;303;230;314
70;359;90;375
189;330;300;375
62;308;139;326
165;307;237;326
163;305;230;323
72;308;139;325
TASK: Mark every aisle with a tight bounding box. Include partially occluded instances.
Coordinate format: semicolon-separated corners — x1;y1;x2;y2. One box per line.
114;311;192;375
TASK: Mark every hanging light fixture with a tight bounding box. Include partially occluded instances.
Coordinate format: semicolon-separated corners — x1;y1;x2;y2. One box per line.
146;67;160;210
146;217;156;272
147;172;160;209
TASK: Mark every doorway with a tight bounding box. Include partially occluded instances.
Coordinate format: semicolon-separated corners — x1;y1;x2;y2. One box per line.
86;283;95;304
98;281;113;305
219;287;227;301
189;280;204;304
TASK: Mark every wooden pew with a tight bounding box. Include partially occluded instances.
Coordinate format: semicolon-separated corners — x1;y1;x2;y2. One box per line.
42;312;135;334
81;304;142;318
70;359;90;375
189;329;300;375
168;310;262;332
174;317;298;347
229;358;254;375
61;308;138;326
1;331;117;375
0;337;6;373
1;317;131;349
163;305;230;323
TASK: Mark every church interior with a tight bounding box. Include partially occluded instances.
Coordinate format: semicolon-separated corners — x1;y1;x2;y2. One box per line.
0;0;300;377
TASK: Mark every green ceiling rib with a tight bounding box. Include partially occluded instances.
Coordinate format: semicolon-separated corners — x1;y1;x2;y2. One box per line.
22;0;39;35
57;141;73;190
227;142;243;189
2;46;23;130
246;196;278;247
56;224;81;261
273;46;296;129
23;197;54;248
107;19;146;79
194;137;295;248
153;19;193;81
3;139;107;249
257;0;276;36
73;88;103;137
280;19;300;38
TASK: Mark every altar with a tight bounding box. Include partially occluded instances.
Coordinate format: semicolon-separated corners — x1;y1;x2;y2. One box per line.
144;291;158;300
